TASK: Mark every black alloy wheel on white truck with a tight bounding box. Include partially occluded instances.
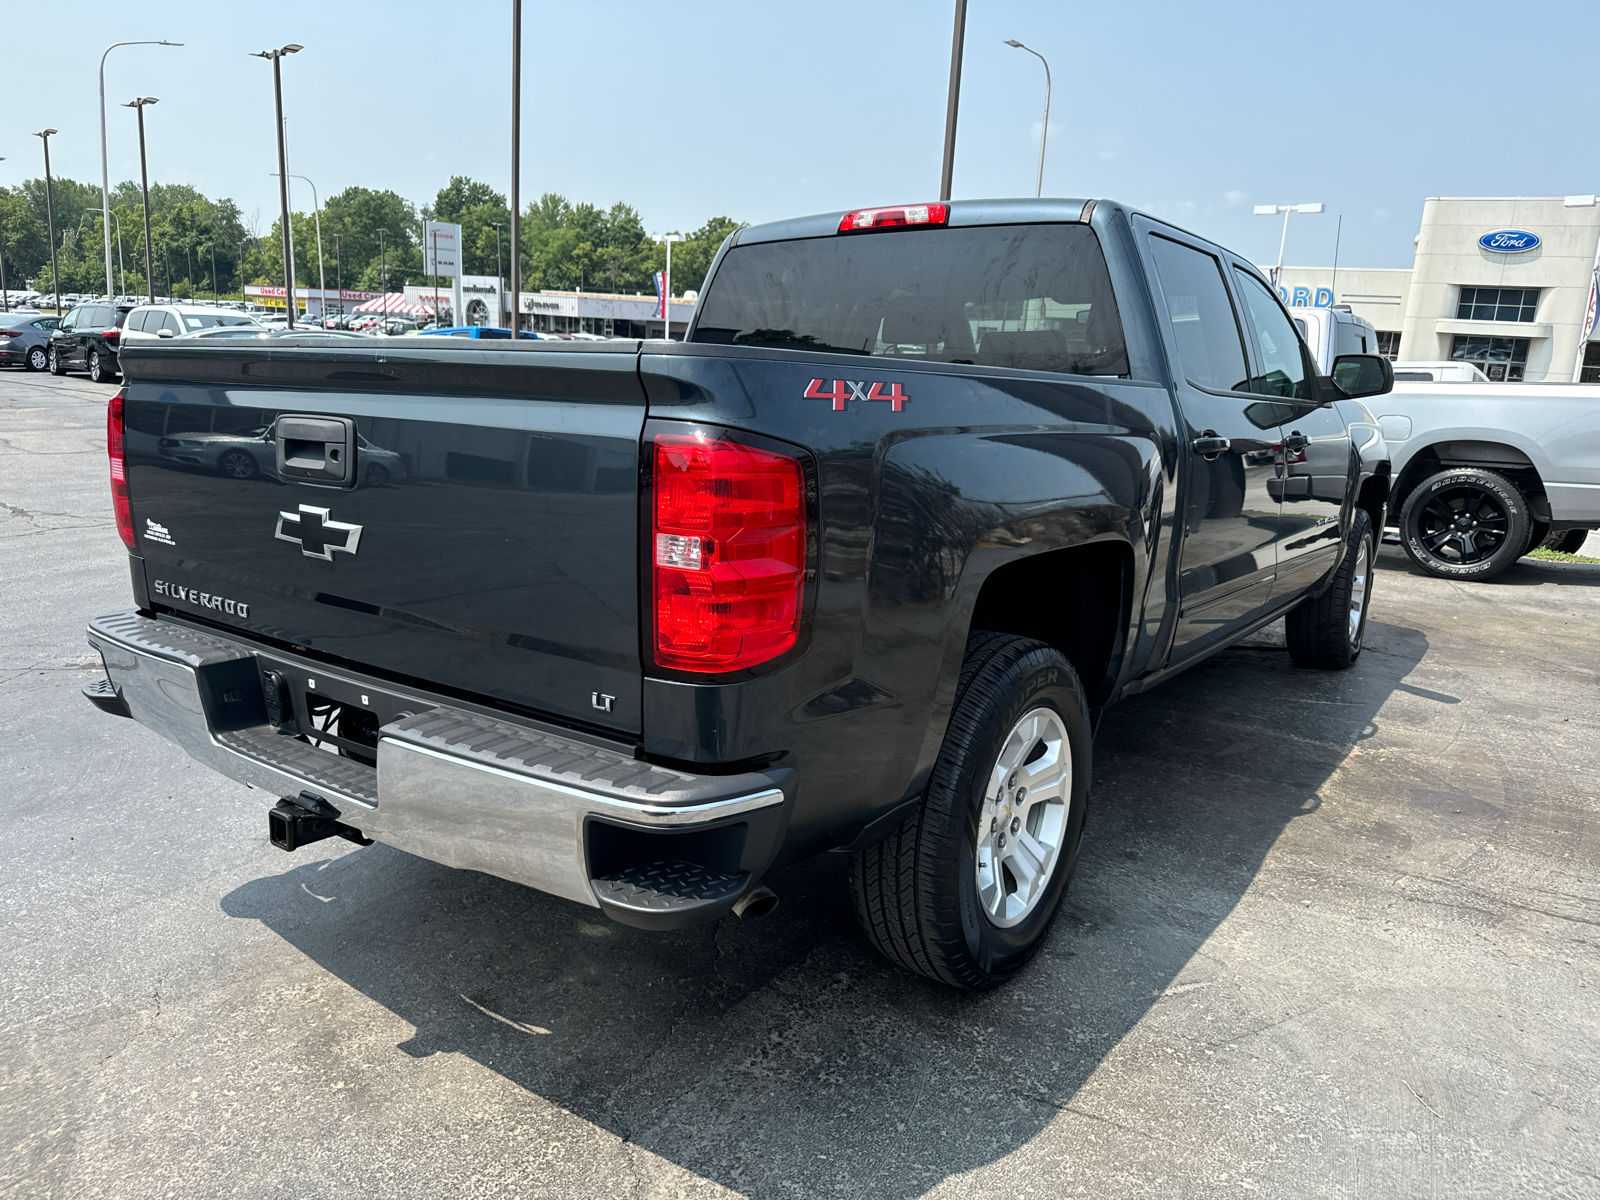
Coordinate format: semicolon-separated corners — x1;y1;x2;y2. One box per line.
851;633;1091;990
1398;467;1532;580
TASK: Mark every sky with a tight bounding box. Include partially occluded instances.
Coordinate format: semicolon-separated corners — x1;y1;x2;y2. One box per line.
11;0;1600;271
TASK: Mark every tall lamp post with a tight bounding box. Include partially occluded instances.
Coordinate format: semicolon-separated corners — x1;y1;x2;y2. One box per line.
509;0;522;337
1253;202;1324;289
124;98;158;304
1004;40;1051;198
939;0;968;202
0;156;8;312
252;43;303;328
376;228;390;328
490;220;505;326
331;232;341;314
274;172;323;322
652;233;684;340
34;130;61;315
99;40;181;298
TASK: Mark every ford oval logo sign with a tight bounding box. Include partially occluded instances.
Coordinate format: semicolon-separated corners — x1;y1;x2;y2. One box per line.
1479;229;1541;253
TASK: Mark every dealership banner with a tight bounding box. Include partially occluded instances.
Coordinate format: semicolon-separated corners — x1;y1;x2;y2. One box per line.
652;271;667;320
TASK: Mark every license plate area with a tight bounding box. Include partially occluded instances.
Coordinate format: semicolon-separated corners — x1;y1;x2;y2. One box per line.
253;655;429;769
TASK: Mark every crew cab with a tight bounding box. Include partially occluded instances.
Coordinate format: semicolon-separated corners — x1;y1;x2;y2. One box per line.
83;198;1393;989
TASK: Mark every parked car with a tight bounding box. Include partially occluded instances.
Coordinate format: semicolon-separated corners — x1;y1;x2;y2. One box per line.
1388;360;1491;383
417;325;514;339
0;313;61;371
86;196;1394;990
48;301;133;382
120;304;261;349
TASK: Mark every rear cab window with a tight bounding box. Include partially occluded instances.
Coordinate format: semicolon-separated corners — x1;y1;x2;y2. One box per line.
694;223;1130;377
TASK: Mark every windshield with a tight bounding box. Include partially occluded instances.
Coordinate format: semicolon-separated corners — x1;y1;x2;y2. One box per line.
181;313;259;330
693;224;1129;376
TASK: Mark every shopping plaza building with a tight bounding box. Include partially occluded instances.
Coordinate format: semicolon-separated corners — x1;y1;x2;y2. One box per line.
1276;196;1600;382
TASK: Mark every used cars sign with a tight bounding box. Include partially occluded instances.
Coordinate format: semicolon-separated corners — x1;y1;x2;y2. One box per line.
1479;229;1541;252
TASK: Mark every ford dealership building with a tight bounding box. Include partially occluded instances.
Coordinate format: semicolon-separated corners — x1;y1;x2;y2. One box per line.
1275;196;1600;382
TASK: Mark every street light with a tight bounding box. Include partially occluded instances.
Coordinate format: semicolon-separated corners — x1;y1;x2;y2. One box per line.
252;43;302;328
1253;202;1324;288
652;233;684;340
123;98;158;304
99;40;181;298
0;156;8;312
34;130;61;315
490;220;505;324
376;228;391;328
940;0;968;202
509;0;523;337
273;172;323;322
1004;40;1051;198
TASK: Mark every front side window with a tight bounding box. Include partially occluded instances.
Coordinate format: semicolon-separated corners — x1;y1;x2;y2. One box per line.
1457;286;1538;322
1376;330;1401;360
60;309;78;332
1233;269;1311;400
1450;334;1529;381
695;224;1130;377
1145;235;1249;392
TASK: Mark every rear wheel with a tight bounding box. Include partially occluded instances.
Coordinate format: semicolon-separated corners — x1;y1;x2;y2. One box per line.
87;348;115;384
1399;467;1531;580
850;633;1090;989
1541;529;1590;556
25;346;47;372
1285;509;1374;670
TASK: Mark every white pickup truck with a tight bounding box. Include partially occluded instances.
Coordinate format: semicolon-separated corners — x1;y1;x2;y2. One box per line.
1297;330;1600;578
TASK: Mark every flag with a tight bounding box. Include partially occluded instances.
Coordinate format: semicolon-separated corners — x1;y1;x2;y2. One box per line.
1577;266;1599;380
652;271;667;320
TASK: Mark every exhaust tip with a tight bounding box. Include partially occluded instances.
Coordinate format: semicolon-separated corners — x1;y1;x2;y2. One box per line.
732;885;779;920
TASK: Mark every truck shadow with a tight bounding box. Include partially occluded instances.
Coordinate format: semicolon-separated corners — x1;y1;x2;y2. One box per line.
220;618;1426;1198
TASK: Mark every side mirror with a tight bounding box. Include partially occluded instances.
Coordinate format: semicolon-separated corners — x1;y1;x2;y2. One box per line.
1330;353;1392;399
157;328;175;339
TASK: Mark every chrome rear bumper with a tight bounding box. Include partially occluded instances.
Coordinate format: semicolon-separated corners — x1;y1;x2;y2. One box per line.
86;610;789;917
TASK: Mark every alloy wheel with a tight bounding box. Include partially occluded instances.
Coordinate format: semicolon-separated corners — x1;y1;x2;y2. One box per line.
975;706;1072;928
1414;486;1513;565
1348;535;1371;647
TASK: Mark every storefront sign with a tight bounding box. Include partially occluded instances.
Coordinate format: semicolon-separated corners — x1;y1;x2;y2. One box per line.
1478;229;1540;253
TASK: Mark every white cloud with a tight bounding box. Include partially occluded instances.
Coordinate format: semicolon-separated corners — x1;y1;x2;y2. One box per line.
1224;190;1249;206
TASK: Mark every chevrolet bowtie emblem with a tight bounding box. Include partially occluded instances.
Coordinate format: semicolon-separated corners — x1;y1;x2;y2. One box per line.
274;504;363;560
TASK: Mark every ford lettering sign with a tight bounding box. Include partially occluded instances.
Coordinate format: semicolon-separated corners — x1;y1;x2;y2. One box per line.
1479;229;1541;253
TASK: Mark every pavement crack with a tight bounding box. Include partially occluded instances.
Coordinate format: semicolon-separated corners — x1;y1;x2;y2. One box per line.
1404;1080;1442;1118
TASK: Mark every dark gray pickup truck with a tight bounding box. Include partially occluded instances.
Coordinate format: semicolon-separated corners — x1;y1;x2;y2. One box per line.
85;198;1393;989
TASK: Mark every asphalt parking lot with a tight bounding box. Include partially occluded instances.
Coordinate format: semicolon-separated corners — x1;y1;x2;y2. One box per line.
3;368;1597;1199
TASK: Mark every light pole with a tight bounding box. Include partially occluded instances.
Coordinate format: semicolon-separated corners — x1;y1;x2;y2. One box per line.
940;0;968;202
376;228;390;328
652;233;684;340
252;43;302;327
1253;203;1324;289
274;172;324;321
490;220;505;325
331;232;341;311
106;207;127;295
509;0;522;337
124;98;158;304
100;40;181;298
34;130;61;314
209;242;217;303
1004;40;1051;198
0;157;8;312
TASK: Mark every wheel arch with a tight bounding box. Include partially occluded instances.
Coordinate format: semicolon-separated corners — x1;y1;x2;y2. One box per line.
1391;439;1548;524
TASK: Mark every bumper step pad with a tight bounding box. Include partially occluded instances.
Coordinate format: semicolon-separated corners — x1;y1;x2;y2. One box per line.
592;859;748;919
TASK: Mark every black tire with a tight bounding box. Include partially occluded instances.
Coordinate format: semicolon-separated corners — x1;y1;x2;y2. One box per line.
850;633;1091;990
1399;467;1531;580
47;346;65;375
1541;529;1589;556
87;348;115;384
25;346;47;372
218;449;258;480
1285;509;1374;670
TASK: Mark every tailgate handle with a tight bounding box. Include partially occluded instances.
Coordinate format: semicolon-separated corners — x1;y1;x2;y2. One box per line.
275;415;355;485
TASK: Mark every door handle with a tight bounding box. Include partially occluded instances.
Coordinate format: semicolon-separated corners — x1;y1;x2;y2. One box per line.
1191;434;1231;457
1282;432;1310;451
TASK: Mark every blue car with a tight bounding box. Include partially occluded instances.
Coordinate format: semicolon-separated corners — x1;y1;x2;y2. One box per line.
418;326;514;339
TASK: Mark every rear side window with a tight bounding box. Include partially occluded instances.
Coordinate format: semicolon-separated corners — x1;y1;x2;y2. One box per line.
127;311;148;332
1146;235;1249;392
694;224;1129;377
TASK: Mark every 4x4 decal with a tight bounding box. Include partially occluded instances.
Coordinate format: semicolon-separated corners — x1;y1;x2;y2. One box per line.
804;378;910;412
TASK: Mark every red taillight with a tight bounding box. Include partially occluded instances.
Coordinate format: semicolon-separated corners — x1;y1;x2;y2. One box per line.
102;327;120;340
838;202;949;234
652;432;806;672
107;389;135;549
